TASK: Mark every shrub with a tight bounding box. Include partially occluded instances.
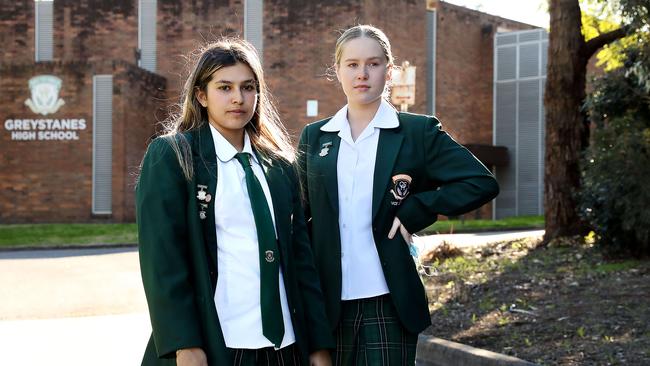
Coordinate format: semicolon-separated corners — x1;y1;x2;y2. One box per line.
580;45;650;257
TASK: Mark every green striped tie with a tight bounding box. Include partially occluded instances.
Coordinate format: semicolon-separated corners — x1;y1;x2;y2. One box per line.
234;152;284;348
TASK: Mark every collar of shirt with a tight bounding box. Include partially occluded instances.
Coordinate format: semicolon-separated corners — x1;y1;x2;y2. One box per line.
320;99;400;139
208;124;259;165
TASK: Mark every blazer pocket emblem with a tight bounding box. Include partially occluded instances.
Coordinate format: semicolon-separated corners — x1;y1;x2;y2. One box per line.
390;174;412;206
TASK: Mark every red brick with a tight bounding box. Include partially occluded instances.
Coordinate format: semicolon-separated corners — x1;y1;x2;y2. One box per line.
0;0;542;222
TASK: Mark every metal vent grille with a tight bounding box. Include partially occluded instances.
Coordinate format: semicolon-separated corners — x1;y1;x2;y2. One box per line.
496;33;517;46
518;30;541;42
494;82;518;218
519;43;539;78
92;75;113;215
427;9;437;115
35;0;53;61
517;79;541;215
245;0;264;56
541;41;549;76
497;46;517;81
139;0;157;72
494;30;548;219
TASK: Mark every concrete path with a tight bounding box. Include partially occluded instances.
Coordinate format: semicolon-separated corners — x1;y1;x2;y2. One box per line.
0;247;147;320
0;313;151;365
0;247;149;365
413;229;544;252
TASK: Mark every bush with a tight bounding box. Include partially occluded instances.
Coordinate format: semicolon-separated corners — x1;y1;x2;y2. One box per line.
580;45;650;258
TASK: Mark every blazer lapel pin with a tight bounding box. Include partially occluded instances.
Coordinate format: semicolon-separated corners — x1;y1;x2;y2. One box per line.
319;141;333;157
197;184;211;219
390;174;412;206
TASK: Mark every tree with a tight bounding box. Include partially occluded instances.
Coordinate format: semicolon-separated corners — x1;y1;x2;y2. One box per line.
581;3;642;71
543;0;648;241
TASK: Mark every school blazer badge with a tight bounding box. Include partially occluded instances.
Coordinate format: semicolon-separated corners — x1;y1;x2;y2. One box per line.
390;174;412;206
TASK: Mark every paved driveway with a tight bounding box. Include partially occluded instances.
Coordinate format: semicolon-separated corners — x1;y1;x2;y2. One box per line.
0;248;150;365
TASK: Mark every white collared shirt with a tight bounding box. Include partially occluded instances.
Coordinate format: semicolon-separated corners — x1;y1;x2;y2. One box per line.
209;125;295;349
320;99;399;300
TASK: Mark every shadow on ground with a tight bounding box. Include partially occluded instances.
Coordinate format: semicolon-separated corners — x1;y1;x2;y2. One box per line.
421;237;650;365
0;247;136;260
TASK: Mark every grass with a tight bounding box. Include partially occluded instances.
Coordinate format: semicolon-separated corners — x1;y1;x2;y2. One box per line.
421;215;544;234
0;215;543;249
0;223;138;248
590;260;643;274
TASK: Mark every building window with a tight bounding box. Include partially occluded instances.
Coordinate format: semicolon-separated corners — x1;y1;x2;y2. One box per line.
244;0;263;56
93;75;113;215
35;0;54;62
138;0;157;72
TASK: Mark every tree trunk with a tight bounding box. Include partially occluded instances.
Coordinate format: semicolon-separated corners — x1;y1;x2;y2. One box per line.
544;0;590;240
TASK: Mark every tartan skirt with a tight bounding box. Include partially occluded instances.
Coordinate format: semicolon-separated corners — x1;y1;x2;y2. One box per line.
333;294;417;366
232;344;301;366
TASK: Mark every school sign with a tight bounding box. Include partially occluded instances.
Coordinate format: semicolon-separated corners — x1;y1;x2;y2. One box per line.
3;75;87;141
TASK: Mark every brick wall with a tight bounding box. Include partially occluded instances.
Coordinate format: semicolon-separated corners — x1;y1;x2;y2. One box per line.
263;0;428;138
53;0;137;63
1;0;535;144
434;3;536;219
156;0;244;100
1;0;536;222
435;2;535;145
112;63;167;222
0;1;34;64
0;61;165;223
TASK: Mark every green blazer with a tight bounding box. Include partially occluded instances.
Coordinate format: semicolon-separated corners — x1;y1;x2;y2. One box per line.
137;123;334;365
298;112;499;335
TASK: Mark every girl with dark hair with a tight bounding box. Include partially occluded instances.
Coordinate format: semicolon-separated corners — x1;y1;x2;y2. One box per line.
137;38;333;366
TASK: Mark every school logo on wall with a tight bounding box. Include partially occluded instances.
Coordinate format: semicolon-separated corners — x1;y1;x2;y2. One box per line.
24;75;65;116
3;74;85;141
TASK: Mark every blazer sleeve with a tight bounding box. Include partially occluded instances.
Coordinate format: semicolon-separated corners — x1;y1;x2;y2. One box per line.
136;137;203;358
396;117;500;234
288;162;336;351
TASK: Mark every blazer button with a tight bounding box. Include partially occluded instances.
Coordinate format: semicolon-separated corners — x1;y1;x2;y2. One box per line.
292;308;296;314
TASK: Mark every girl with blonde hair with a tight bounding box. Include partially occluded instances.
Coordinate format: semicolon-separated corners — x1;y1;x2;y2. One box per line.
298;25;499;365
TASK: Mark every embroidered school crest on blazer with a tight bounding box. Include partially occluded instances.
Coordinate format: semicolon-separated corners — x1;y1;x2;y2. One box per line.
390;174;412;205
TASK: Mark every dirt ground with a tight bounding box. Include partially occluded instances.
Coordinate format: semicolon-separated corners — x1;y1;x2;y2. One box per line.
420;237;650;365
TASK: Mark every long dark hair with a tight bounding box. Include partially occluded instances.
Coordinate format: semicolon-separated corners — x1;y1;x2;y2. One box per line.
161;38;294;180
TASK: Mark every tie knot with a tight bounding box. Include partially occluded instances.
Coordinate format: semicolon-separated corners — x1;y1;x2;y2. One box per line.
235;152;252;167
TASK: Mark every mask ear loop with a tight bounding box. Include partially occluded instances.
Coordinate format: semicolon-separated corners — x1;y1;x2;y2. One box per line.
409;234;438;277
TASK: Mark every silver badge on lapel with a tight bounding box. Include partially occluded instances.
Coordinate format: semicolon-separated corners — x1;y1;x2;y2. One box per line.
197;185;208;201
319;141;333;157
390;174;412;206
197;184;210;219
265;250;275;263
